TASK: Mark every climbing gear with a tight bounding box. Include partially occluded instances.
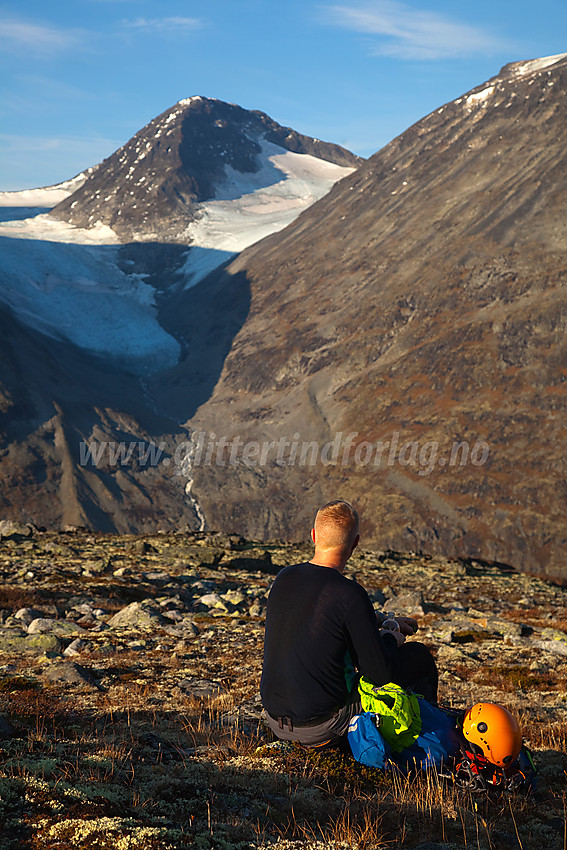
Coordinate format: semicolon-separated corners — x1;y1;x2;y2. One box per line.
454;744;537;793
455;703;536;793
461;702;522;766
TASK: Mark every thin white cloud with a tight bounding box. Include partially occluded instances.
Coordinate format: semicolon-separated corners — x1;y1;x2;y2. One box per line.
121;16;205;33
0;16;84;55
324;1;505;60
0;133;121;153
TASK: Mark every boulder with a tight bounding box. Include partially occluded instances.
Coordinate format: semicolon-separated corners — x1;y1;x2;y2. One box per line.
0;520;33;540
0;633;61;654
107;601;168;629
27;619;86;637
42;662;101;689
14;607;44;626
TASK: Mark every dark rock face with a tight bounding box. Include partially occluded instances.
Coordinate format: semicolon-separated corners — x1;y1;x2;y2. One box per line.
0;304;200;534
184;56;567;581
50;97;362;240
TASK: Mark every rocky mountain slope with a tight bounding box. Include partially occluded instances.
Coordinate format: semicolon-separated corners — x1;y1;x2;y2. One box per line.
184;54;567;581
0;526;565;847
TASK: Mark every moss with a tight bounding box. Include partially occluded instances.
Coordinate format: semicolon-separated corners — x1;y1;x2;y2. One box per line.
491;665;558;691
0;675;37;692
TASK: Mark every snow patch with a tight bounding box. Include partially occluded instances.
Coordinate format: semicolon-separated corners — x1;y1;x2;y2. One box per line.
177;96;203;107
508;53;567;78
465;86;495;107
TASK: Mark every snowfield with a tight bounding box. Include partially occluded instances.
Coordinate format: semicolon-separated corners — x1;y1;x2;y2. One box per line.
182;141;354;285
0;214;181;373
0;172;91;208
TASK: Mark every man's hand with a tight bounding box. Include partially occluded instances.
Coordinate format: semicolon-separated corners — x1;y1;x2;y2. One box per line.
376;612;418;637
396;616;418;636
380;627;406;647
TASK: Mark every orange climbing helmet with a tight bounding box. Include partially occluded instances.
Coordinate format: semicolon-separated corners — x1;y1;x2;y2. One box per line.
462;703;522;767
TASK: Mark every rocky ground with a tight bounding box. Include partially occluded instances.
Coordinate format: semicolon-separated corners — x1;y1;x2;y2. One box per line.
0;522;565;849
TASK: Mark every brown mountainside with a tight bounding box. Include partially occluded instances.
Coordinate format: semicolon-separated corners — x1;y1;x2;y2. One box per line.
183;55;567;581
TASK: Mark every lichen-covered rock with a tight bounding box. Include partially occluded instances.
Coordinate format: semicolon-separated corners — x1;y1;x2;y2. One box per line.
63;638;92;657
107;601;168;629
0;633;61;654
541;627;567;644
196;593;227;611
42;662;101;688
0;520;33;540
14;607;45;625
532;639;567;657
27;618;87;636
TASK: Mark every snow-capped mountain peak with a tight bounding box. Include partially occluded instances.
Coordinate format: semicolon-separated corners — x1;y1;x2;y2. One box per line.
50;96;361;241
0;98;360;371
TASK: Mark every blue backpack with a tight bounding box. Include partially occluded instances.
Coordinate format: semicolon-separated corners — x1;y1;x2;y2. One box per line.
348;697;460;771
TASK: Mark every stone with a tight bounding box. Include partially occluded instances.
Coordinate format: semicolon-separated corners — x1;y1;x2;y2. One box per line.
42;662;101;689
27;618;86;637
197;593;228;611
163;622;199;638
176;678;225;698
541;627;567;644
162;610;183;622
389;590;427;616
0;520;33;540
81;558;111;576
132;539;157;555
107;601;168;629
223;552;274;573
221;589;246;606
248;601;266;617
491;619;523;638
0;633;61;655
14;607;44;625
183;545;224;567
532;639;567;657
63;638;91;657
436;644;475;665
127;640;147;650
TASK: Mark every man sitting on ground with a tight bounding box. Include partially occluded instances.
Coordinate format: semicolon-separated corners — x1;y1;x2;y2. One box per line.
260;499;438;747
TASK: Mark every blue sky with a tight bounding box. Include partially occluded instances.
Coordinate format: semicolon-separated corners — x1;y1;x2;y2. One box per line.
1;0;566;190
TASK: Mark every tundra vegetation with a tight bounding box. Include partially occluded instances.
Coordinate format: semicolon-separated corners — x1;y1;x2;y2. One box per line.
0;526;565;849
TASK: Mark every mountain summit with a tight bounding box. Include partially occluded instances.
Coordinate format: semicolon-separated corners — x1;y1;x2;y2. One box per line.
51;96;361;240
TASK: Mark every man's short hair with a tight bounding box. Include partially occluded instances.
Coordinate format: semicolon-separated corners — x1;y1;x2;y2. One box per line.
314;500;359;550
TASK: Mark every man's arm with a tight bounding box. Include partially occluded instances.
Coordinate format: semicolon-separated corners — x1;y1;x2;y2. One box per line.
344;585;402;685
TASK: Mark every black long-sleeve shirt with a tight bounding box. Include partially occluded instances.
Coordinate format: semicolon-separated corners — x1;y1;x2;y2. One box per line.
260;562;399;723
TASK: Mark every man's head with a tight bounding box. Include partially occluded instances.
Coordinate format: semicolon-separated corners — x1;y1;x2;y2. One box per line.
311;500;359;569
